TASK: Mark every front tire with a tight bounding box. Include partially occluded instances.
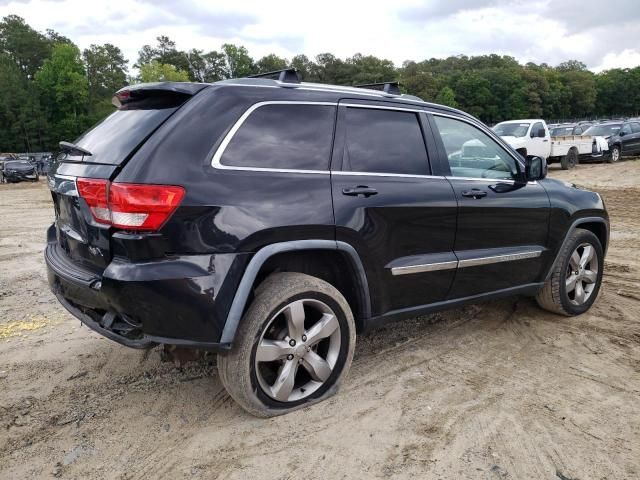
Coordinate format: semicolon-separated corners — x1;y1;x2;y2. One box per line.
607;145;620;163
536;228;604;316
218;272;356;417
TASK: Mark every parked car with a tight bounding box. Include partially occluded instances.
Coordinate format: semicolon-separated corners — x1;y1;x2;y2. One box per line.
493;119;609;169
46;73;609;417
582;121;640;162
0;154;17;183
3;159;39;182
549;123;590;137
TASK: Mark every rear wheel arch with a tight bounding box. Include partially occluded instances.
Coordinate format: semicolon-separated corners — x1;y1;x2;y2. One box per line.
220;241;371;344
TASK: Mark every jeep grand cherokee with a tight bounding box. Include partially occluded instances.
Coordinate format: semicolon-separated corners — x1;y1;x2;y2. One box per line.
46;70;609;417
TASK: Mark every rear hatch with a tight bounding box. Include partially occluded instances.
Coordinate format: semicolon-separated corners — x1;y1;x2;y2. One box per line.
49;83;207;273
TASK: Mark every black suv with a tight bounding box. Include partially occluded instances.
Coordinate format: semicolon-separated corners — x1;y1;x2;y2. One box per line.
46;71;609;416
583;120;640;162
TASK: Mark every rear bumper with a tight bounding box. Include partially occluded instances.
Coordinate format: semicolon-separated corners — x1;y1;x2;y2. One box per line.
45;228;249;351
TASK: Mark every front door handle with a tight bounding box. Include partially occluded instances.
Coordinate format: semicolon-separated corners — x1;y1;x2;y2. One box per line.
461;189;487;199
342;185;378;197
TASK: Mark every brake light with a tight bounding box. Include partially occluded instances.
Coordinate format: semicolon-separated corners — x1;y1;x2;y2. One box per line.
77;178;110;224
76;179;185;231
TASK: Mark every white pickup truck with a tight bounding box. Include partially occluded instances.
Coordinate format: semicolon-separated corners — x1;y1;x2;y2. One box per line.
493;119;609;169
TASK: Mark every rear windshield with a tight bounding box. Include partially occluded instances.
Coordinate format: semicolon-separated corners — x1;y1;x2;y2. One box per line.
62;106;177;165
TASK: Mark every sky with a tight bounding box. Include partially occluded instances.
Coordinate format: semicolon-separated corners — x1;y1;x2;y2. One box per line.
1;0;639;72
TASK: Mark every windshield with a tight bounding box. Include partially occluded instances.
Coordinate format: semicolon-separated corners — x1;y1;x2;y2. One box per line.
493;122;530;138
583;124;622;137
5;161;31;167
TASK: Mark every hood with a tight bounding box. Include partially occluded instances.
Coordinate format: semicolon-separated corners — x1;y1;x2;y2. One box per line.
5;162;35;172
499;135;527;147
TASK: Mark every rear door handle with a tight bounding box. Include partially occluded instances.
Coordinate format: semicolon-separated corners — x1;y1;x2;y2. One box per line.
342;185;378;197
461;189;487;199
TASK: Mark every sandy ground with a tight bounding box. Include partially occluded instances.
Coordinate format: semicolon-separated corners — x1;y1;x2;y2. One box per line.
1;160;639;479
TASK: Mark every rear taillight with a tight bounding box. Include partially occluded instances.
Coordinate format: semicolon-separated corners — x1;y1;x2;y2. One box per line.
77;178;110;224
76;179;185;231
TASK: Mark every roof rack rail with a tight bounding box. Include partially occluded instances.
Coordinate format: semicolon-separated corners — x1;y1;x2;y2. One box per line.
248;68;301;84
354;81;401;95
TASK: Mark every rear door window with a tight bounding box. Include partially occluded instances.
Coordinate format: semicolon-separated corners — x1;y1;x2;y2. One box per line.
342;107;430;175
220;103;336;171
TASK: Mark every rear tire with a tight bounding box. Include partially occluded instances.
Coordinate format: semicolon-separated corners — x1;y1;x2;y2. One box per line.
536;228;604;316
218;272;356;417
561;148;578;170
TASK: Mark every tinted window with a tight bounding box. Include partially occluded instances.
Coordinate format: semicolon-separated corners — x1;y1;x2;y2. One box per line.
221;104;336;170
532;122;545;137
342;107;429;175
583;124;622;136
66;108;178;165
631;123;640;134
433;115;517;180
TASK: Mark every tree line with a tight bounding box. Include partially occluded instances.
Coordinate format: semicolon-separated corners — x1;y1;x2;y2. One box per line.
1;14;639;152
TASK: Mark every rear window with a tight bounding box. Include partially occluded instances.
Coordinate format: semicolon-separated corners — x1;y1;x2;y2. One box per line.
63;106;178;165
220;103;336;170
342;107;429;175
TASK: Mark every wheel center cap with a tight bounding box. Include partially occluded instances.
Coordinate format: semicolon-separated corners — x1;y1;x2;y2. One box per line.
293;344;307;358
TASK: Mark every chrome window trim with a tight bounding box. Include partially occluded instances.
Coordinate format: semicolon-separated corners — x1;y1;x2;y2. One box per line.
210;100;338;173
389;248;543;276
332;171;445;180
429;110;526;168
341;102;425;114
391;260;458;276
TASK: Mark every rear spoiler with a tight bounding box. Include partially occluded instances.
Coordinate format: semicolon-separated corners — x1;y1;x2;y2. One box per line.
112;82;209;108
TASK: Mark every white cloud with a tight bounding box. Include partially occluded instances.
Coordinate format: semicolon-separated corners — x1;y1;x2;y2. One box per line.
0;0;638;72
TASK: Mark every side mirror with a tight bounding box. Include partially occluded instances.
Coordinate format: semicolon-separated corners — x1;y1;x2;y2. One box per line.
525;155;547;181
619;130;626;137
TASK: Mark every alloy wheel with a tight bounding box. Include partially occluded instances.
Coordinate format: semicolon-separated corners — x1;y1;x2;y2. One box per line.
612;147;620;162
255;299;341;402
566;242;599;306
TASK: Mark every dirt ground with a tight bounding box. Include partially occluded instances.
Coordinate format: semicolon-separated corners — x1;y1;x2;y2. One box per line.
1;160;639;480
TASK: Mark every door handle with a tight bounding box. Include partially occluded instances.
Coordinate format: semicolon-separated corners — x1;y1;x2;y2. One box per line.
543;139;549;142
342;185;378;197
461;189;487;199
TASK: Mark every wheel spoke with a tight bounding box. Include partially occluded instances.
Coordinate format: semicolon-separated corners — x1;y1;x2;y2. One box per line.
574;281;586;304
256;339;292;362
580;246;594;268
305;313;339;346
270;360;298;401
569;251;581;270
583;270;597;284
566;274;578;292
284;300;305;340
301;350;332;382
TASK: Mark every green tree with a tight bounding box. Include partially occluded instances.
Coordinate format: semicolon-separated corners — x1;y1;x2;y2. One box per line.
139;61;190;82
0;15;51;79
255;53;288;73
83;44;128;100
222;44;254;78
35;43;90;144
435;86;457;107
